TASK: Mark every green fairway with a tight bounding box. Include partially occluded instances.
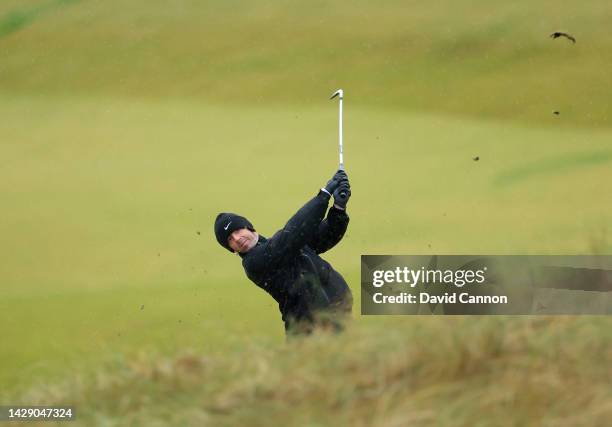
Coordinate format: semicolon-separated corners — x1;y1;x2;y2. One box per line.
0;0;611;424
1;94;610;394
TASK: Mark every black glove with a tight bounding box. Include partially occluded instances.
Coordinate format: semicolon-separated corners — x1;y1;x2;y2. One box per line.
333;182;351;209
324;170;349;195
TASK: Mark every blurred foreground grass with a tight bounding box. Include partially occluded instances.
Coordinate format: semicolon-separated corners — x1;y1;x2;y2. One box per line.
6;317;612;427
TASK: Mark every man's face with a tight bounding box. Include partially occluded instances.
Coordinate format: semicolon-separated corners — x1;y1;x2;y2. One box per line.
228;228;259;253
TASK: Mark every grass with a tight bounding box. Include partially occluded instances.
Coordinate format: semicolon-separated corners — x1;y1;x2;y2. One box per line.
0;279;285;394
7;317;612;426
0;94;610;396
0;1;611;127
0;1;611;424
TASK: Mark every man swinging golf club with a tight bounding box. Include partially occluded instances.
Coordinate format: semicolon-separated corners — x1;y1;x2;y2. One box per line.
213;89;352;336
214;171;352;335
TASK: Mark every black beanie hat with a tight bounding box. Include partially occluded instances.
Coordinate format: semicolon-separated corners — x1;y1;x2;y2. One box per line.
214;213;255;252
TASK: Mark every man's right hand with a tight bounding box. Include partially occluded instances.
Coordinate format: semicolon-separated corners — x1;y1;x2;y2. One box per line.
333;182;351;210
324;170;348;195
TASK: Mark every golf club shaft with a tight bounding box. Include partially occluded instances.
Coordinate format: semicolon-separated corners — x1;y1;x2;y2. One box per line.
330;89;347;199
336;90;347;199
338;92;344;171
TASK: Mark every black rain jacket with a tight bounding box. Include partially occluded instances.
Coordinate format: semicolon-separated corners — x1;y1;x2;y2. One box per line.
239;190;352;332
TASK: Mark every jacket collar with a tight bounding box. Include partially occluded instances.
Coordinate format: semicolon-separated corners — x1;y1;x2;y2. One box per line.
238;234;266;258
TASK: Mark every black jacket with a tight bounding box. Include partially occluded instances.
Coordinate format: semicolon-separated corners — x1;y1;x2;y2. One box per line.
239;190;352;331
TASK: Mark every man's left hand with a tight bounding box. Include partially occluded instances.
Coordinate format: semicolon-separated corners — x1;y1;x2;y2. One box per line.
324;170;349;196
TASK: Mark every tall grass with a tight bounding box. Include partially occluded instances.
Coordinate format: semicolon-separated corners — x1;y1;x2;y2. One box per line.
11;317;612;426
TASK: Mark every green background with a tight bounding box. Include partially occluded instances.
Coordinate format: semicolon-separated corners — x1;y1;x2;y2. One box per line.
0;1;610;423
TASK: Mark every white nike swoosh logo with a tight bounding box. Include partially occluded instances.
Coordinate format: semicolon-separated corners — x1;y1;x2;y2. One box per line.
224;221;232;230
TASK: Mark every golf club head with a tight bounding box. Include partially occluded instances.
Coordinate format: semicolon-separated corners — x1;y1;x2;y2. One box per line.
330;89;343;100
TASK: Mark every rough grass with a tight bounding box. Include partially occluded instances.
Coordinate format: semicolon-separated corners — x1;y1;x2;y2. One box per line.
9;317;612;427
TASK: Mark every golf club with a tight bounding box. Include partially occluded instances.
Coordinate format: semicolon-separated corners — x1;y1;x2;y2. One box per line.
330;89;348;199
330;89;344;170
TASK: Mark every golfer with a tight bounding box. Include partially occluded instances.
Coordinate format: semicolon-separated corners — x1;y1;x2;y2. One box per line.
214;170;352;336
